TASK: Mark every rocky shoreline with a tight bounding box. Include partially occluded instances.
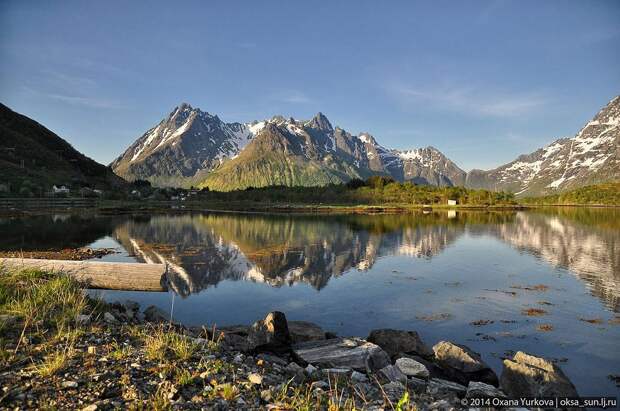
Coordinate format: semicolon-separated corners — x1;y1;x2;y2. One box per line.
1;299;580;410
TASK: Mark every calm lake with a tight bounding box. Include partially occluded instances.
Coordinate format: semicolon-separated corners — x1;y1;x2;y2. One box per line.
2;208;619;397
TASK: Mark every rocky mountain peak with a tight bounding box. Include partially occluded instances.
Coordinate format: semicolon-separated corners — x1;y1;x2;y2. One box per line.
307;112;333;132
358;132;378;146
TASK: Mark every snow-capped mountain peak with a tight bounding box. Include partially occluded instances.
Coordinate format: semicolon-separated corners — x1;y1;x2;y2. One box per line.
466;95;620;195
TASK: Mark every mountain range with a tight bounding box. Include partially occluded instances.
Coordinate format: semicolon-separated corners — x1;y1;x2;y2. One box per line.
110;104;467;190
111;96;619;196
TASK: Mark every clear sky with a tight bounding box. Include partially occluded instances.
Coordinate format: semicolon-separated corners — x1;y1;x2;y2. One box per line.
1;1;618;170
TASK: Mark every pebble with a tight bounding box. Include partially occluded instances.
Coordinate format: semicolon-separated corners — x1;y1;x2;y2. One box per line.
323;368;350;375
76;314;91;325
260;389;272;402
351;370;368;382
248;373;263;385
313;381;329;389
286;362;303;374
233;354;244;364
305;364;318;375
103;312;116;323
62;381;79;389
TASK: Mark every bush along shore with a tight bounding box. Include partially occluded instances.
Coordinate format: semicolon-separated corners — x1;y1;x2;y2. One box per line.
0;270;580;410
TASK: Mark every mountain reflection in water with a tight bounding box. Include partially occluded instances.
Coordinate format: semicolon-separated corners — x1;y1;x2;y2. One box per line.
106;210;619;311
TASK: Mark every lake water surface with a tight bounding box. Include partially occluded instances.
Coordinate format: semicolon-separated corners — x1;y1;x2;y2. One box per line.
2;208;619;397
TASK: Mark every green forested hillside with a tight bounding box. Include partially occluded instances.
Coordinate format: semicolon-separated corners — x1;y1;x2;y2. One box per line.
521;182;620;205
199;124;367;191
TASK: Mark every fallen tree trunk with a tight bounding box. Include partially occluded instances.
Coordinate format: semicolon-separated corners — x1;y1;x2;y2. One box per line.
0;258;168;292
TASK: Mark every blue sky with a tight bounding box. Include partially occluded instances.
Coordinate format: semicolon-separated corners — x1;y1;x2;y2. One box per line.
1;1;618;170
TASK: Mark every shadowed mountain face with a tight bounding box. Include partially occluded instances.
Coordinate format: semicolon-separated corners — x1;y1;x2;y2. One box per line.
109;210;620;311
0;103;126;191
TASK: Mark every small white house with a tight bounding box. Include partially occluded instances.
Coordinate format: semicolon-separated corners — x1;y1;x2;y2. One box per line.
447;199;457;206
52;185;70;194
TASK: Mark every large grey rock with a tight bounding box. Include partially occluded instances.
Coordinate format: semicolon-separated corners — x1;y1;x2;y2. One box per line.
500;351;579;398
432;341;498;386
433;341;487;373
428;378;467;399
293;337;390;372
288;321;326;343
144;305;170;323
247;311;292;353
397;353;450;380
395;357;430;379
466;381;506;399
379;364;407;384
367;329;433;359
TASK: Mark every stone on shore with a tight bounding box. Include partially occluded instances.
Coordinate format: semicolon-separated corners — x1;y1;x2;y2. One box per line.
293;337;390;372
379;364;407;384
432;341;498;386
246;311;292;353
500;351;578;398
143;305;170;323
427;378;467;399
103;312;117;323
408;376;429;394
367;329;433;359
288;320;326;343
248;373;263;385
466;381;506;398
381;381;406;403
395;357;430;379
62;380;79;389
76;314;92;325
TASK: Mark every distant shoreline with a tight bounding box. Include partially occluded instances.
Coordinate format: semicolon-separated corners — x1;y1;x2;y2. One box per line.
1;198;619;218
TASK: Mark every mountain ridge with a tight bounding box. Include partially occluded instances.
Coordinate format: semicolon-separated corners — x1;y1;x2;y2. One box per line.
111;96;619;195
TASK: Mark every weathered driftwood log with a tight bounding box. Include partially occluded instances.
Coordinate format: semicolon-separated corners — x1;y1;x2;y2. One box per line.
0;258;167;292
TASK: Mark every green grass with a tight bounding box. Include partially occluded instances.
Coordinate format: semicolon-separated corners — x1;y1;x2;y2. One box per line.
33;346;72;377
0;267;92;354
143;324;198;362
110;340;133;360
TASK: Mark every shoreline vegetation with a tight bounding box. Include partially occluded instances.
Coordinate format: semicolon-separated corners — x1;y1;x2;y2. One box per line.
1;180;618;217
0;269;581;410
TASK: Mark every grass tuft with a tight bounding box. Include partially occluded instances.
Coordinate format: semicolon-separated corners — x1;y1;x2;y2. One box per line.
33;346;72;377
143;324;198;362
